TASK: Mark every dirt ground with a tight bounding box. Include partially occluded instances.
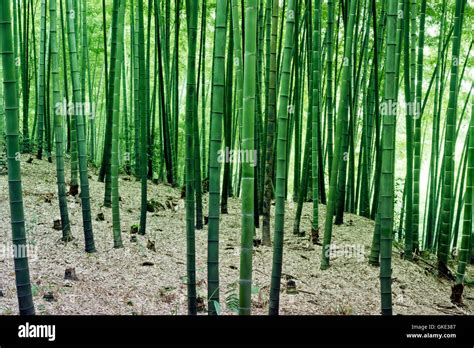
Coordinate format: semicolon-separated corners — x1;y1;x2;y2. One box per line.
0;157;472;315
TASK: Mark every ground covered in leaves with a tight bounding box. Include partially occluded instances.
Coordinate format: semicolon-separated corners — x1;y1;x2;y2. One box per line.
0;158;473;315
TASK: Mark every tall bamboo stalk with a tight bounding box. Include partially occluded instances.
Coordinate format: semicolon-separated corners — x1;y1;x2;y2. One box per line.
1;0;35;315
239;0;257;316
66;0;96;253
207;0;228;315
184;0;198;315
438;0;466;276
269;0;295;315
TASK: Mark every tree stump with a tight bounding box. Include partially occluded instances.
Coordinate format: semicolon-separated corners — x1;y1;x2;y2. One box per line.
64;267;79;281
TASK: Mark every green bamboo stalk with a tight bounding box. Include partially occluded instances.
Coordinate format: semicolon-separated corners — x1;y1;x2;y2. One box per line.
66;0;96;253
1;0;35;314
412;0;426;254
369;0;385;220
207;0;227;315
103;0;120;206
12;0;20;117
425;0;446;250
138;0;148;235
51;0;73;242
111;0;125;249
185;0;198;315
221;9;234;215
261;0;279;247
21;0;30;152
378;0;398;315
437;0;465;276
311;0;321;239
59;0;71;155
36;0;46;160
30;0;38;146
262;0;271;208
321;0;357;270
44;36;52;163
155;0;174;186
81;0;94;163
294;1;312;235
130;0;140;177
450;141;468;250
402;0;414;261
239;0;257;316
269;0;295;315
325;0;335;172
255;0;264;221
123;62;131;174
291;1;301;203
198;0;205;181
173;0;181;183
0;46;4;156
358;2;371;218
452;89;473;300
293;96;311;235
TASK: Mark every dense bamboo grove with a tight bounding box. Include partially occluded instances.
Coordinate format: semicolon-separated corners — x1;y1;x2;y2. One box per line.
0;0;472;316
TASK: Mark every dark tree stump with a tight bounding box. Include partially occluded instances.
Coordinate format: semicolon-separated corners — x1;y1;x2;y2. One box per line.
286;279;297;294
64;267;79;281
438;261;455;280
450;283;464;305
69;184;79;196
53;219;62;231
197;296;206;312
147;240;156;252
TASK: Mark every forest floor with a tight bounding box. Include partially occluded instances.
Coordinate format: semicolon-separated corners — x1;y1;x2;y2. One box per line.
0;157;473;315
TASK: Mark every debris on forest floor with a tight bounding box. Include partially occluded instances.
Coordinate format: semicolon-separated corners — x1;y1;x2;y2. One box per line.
43;292;56;302
147;199;165;213
147;240;156;252
0;158;473;315
130;224;139;234
196;297;206;312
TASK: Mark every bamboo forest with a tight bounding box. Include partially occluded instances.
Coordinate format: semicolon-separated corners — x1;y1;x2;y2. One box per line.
0;0;472;318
